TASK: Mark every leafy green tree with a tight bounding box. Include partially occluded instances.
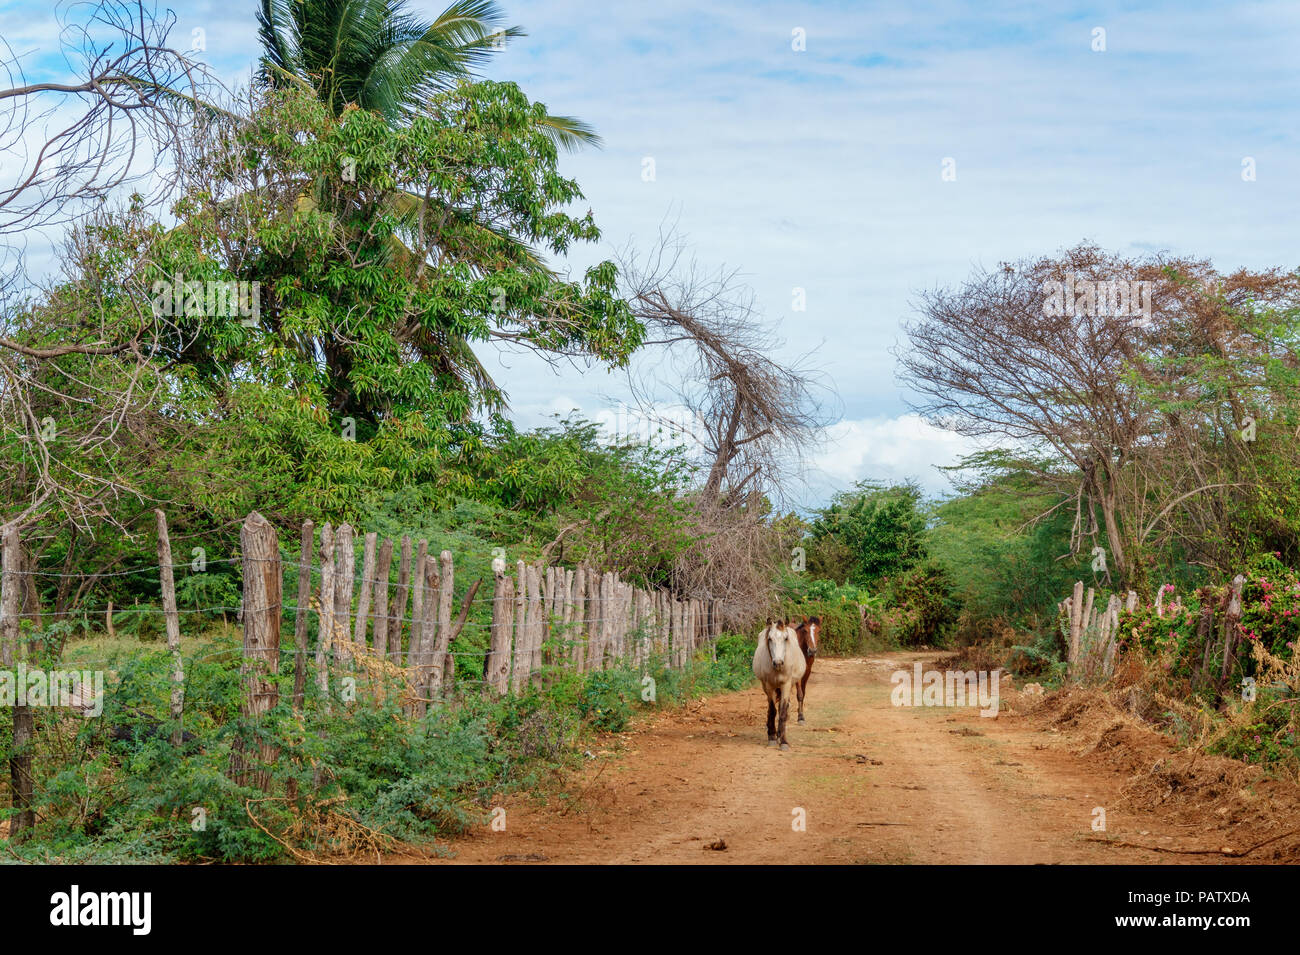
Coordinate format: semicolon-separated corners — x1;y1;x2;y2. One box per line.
147;83;640;422
926;451;1081;639
808;481;928;586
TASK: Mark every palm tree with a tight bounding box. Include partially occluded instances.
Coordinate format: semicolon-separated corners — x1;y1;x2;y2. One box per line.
246;0;604;413
255;0;597;149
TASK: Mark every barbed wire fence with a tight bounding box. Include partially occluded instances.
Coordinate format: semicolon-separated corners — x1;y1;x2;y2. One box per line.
0;510;726;835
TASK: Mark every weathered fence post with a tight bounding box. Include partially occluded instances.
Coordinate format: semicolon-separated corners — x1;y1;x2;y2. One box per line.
1101;594;1121;677
527;564;543;684
415;555;438;714
387;536;410;665
486;562;513;693
292;520;314;713
429;550;454;695
407;540;428;672
1068;580;1083;670
155;510;187;744
617;579;630;662
590;572;607;671
1197;600;1217;686
231;512;282;792
2;523;34;840
333;523;355;661
354;531;377;650
571;566;587;672
659;590;671;657
316;523;335;702
543;566;555;660
371;537;393;658
511;560;528;691
605;574;619;662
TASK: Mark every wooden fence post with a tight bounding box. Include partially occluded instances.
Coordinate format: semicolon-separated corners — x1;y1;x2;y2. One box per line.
572;567;587;672
1219;574;1246;693
589;572;606;671
354;532;377;650
2;523;34;840
333;523;355;661
1101;594;1120;677
428;550;454;695
486;564;512;693
1068;580;1083;670
605;574;619;663
1197;601;1217;687
511;560;527;691
543;566;555;659
415;555;438;714
371;537;393;658
316;523;335;701
231;512;282;792
527;564;543;684
388;536;412;665
155;510;187;744
291;520;313;713
407;540;428;672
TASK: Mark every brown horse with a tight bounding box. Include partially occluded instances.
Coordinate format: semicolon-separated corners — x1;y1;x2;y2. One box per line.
794;616;821;723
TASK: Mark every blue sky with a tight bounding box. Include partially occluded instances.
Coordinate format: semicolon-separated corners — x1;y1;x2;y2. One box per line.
5;0;1299;504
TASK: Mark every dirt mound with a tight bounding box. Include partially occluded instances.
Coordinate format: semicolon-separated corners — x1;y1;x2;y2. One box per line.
1024;684;1300;861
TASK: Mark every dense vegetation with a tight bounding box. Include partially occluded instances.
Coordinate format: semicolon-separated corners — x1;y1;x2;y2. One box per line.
5;0;1300;860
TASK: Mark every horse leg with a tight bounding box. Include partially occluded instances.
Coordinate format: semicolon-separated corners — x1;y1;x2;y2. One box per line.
766;693;777;744
797;658;813;723
778;687;791;750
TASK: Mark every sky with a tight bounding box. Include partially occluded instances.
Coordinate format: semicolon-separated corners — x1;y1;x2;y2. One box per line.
4;0;1299;507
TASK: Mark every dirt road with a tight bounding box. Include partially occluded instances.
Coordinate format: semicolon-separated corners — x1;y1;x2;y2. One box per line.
426;653;1297;864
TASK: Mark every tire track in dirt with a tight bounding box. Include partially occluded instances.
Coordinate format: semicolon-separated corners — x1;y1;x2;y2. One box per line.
414;653;1269;864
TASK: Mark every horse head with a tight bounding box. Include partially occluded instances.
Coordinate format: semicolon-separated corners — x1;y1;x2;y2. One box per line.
802;615;821;658
765;619;789;669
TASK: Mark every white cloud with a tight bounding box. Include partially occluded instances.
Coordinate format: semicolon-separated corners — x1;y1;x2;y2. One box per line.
805;413;982;500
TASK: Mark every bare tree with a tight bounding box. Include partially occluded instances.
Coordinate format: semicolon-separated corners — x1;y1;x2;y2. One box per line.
605;230;834;623
0;0;215;529
617;229;833;508
899;243;1300;590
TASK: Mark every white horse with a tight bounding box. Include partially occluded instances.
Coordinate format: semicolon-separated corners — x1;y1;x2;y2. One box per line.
752;618;807;749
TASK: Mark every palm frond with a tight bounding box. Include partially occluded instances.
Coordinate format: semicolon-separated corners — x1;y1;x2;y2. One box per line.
536;112;603;152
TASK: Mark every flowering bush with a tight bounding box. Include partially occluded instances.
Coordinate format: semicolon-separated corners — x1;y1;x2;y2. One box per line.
1113;555;1300;768
1120;555;1299;697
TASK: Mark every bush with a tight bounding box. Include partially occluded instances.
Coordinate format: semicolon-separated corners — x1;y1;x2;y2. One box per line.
775;575;881;655
884;563;961;647
4;627;757;862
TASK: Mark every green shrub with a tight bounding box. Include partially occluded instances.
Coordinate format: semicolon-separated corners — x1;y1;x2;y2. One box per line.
4;627;756;863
